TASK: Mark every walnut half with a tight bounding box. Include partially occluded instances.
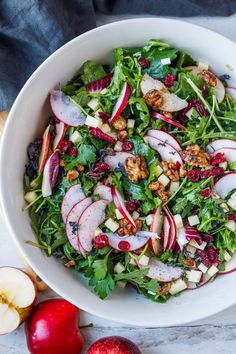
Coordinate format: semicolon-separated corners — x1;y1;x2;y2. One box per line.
124;156;149;184
144;89;164;110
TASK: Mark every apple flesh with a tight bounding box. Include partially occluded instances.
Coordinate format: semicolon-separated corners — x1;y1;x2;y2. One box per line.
111;186;136;227
93;184;112;202
87;336;142;354
104;152;134;170
163;206;177;250
138;258;183;282
26;299;85;354
61;184;85;223
38;125;51;174
53;121;67;151
42;151;60;197
206;138;236;153
109;82;131;123
149;206;163;255
0;267;37;335
213;172;236;198
218;252;236;275
106;231;158;252
147;129;182;150
150;111;187;130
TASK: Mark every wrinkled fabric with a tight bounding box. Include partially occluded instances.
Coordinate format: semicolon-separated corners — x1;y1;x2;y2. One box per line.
0;0;236;111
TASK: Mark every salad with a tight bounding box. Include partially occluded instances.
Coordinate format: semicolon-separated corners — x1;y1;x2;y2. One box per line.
24;39;236;302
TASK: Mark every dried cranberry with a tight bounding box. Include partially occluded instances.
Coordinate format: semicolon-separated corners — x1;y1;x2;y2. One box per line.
118;240;131;251
97;111;111;123
200;169;212;179
195;250;211;268
67;147;77;157
178;98;206;121
89;127;116;144
93;161;110;173
211;167;224;176
138;58;150;69
200;188;211;198
211;152;225;166
187;169;201;182
228;213;236;221
206;246;219;263
202;85;208;97
53;116;61;124
93;234;109;249
58;140;72;153
125;200;139;213
122;141;133;151
202;234;214;243
175;161;181;171
193;206;200;215
194;100;207;117
164;73;175;88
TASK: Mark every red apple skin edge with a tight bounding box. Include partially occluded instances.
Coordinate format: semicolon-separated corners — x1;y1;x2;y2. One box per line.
87;336;142;354
25;299;85;354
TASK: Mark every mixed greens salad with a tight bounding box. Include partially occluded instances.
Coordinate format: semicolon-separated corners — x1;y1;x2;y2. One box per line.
24;39;236;302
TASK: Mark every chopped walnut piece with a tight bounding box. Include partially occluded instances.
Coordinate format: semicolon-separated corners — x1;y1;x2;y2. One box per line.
60;159;66;167
182;144;210;168
77;164;85;171
179;163;187;177
200;70;217;87
148;181;168;203
124;156;149;184
117;218;142;236
113;116;127;131
66;169;79;182
159;283;172;296
117;130;128;142
161;161;179;181
144;89;164;110
160;111;173;119
184;259;196;268
64;260;76;268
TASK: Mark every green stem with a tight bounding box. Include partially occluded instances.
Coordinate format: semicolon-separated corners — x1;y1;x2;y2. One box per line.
24;194;42;210
164;177;187;206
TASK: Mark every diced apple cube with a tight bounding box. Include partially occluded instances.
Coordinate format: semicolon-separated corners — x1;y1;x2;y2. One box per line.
230;191;236;199
146;214;153;226
132;211;140;220
186;244;197;255
138;255;149;266
155;165;163;177
116;280;127;288
115;208;123;220
188;215;200;226
185;107;194;118
198;262;208;274
114;141;123;152
198;61;209;71
189;239;207;250
129;258;136;265
127;119;135;129
147;290;156;295
186;270;202;283
158;174;170;187
87;98;100;111
225;220;236;232
94;227;102;236
219;161;227;170
69;131;82;143
100;88;108;94
85;115;102;128
173;214;183;229
105;218;119;232
227;198;236;211
207;264;219;277
169;181;180;196
161;57;171;65
114;262;125;274
224;251;232;262
212;192;220;199
101;124;111;134
24;191;38;204
220;203;229;213
107;131;117;139
169;279;187;295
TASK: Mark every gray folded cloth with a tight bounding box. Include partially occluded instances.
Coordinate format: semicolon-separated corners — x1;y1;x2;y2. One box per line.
1;0;236;111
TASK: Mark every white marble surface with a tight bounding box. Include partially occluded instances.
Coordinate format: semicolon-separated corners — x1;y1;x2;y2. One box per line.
1;14;236;354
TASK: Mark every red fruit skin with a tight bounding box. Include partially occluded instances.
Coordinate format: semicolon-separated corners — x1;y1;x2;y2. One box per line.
25;299;85;354
87;336;142;354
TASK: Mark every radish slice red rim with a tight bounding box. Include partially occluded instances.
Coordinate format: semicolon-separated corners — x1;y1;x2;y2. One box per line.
109;82;131;123
61;184;85;224
151;111;187;130
111;186;136;227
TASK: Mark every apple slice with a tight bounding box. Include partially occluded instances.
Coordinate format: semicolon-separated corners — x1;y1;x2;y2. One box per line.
211;147;236;163
213;172;236;198
38;125;51;174
144;135;183;165
106;231;158;252
206;139;236;153
226;87;236;101
93;184;112;202
218;252;236;275
149;206;163;255
42;151;60;197
53;122;67;151
78;200;108;252
163;215;171;252
151;111;187;130
111;186;136;227
138;258;184;282
147;129;181;150
50;90;86;127
140;73;188;112
109;82;131;123
104;152;134;170
0;267;37;335
163;206;177;251
61;184;85;223
66;197;92;255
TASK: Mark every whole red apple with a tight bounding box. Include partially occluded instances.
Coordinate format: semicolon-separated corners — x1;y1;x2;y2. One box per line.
87;336;142;354
25;298;85;354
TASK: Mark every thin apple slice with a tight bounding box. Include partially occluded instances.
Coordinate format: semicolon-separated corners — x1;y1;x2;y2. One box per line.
106;231;158;252
140;73;188;112
211;147;236;163
149;206;163;255
206;139;236;153
104;152;134;170
109;82;131;123
42;151;60;197
218;252;236;274
93;184;112;202
78;200;108;252
50;90;86;127
147;129;181;150
163;206;177;250
38;125;51;174
61;184;85;223
111;186;136;227
163;215;171;252
151;111;187;130
66;197;92;255
144;135;183;165
0;267;37;335
213;172;236;198
138;258;184;282
53;122;67;151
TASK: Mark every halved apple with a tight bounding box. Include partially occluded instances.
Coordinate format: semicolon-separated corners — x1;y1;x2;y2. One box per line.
61;184;85;224
213;172;236;198
206;139;236;153
0;267;37;335
144;136;183;165
38;125;51;174
147;129;182;151
111;186;136;227
104;152;134;170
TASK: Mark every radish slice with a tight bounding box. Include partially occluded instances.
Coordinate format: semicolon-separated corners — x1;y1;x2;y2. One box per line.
211;147;236;163
151;111;187;130
53;122;67;151
144;135;183;165
66;197;92;255
93;184;112;202
138;258;184;282
111;186;136;227
147;129;181;150
38;125;51;174
109;82;131;123
85;73;113;93
206;139;236;153
149;206;163;255
141;74;188;112
163;215;171;252
106;231;158;252
50;90;86;127
218;252;236;274
61;184;85;223
42;151;60;197
78;200;108;252
226;87;236;101
213;172;236;198
104;152;134;170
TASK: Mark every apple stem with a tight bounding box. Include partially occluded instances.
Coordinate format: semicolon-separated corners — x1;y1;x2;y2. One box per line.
79;322;93;329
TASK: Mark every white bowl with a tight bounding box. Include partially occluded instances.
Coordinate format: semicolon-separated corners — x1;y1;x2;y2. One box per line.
1;18;236;327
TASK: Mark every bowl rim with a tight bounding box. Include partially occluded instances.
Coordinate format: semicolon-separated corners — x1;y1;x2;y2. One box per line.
1;16;236;327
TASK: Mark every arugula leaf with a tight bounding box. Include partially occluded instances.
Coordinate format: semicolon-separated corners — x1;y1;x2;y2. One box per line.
81;60;107;84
